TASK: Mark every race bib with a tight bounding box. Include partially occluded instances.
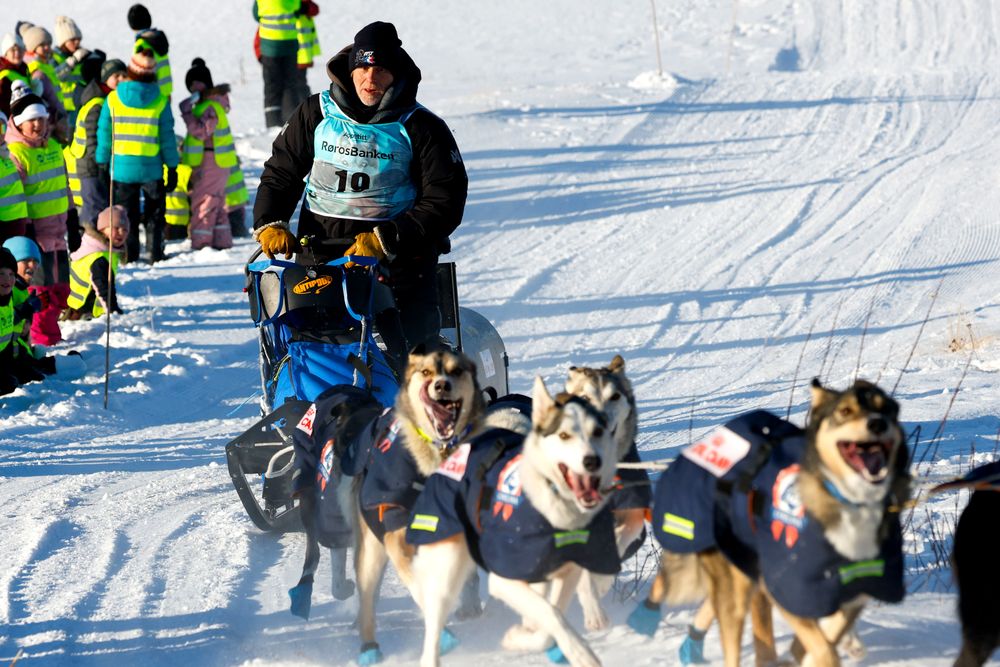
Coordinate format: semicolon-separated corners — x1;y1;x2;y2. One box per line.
296;403;317;436
436;443;471;481
681;426;751;477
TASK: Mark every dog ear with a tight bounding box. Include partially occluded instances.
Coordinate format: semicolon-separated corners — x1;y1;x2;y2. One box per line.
810;378;837;411
608;355;626;374
531;375;554;428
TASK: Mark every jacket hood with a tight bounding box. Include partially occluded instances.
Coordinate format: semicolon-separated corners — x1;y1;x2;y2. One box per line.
72;227;123;262
79;79;105;107
326;44;421;123
115;80;162;107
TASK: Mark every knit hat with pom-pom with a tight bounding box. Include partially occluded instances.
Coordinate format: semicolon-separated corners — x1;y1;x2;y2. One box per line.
184;58;213;93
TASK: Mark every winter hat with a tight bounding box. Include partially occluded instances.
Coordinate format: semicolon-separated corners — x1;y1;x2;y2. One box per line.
80;49;107;84
101;58;127;84
9;80;48;125
128;4;153;31
184;58;213;93
22;26;52;53
53;16;82;47
350;21;402;74
128;49;156;82
2;236;42;264
0;247;16;274
97;205;130;233
1;33;25;58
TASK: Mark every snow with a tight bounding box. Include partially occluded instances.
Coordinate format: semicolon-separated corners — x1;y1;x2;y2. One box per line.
3;0;1000;664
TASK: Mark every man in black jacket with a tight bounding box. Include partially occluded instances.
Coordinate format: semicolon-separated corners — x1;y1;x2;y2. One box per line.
253;21;468;369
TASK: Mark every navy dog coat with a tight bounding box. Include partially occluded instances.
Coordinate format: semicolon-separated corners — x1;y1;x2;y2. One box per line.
651;410;905;618
406;427;621;583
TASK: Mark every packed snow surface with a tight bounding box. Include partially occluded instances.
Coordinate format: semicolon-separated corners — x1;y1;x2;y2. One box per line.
3;0;1000;664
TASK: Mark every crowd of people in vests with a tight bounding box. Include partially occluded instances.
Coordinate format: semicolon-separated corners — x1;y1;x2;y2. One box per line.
0;5;260;397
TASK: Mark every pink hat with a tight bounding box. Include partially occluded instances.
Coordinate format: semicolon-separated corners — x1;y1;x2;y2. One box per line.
97;205;130;233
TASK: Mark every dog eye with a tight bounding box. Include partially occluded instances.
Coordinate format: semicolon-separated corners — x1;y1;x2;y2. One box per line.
558;432;571;440
610;392;621;401
421;369;433;377
593;427;604;437
837;406;853;418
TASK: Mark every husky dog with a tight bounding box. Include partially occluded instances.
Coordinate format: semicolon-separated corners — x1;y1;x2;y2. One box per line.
406;376;620;667
564;355;650;630
339;347;486;664
642;379;908;667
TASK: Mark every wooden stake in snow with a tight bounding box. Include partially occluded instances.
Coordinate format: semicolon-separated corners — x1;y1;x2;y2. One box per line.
104;107;116;410
650;0;664;77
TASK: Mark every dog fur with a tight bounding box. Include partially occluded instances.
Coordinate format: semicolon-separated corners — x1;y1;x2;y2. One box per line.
564;355;648;630
646;379;907;667
343;348;486;659
952;488;1000;667
411;375;619;667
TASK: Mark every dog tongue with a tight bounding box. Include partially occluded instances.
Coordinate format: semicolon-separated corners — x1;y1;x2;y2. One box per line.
420;383;457;435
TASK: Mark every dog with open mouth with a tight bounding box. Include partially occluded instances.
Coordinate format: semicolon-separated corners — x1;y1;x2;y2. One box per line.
564;355;651;631
637;378;909;666
405;376;620;667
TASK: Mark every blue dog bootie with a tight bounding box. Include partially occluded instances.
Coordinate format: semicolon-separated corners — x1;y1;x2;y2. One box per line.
439;627;460;655
626;601;662;637
679;625;708;665
546;644;568;664
358;642;383;665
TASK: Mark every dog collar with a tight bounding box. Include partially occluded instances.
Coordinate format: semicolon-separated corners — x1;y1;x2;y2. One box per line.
416;425;472;457
822;478;865;508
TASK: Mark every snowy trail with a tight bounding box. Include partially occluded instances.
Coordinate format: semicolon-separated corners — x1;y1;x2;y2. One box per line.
4;0;1000;665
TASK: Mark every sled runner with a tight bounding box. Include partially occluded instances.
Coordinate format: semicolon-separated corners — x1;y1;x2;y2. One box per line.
226;246;509;532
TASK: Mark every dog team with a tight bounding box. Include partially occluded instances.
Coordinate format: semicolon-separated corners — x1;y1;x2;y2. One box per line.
282;345;1000;667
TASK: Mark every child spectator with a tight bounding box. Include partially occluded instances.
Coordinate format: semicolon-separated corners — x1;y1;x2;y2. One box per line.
51;16;89;128
5;80;79;345
2;235;57;375
96;48;179;263
0;246;44;394
0;33;31;118
129;4;172;100
69;58;127;227
164;163;192;240
19;23;70;145
0;110;29;244
179;58;233;250
64;205;126;320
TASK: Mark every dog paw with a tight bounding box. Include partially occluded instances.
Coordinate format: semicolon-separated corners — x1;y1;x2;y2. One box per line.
332;578;355;601
626;603;661;636
840;631;867;660
358;642;383;665
583;607;609;631
502;625;550;651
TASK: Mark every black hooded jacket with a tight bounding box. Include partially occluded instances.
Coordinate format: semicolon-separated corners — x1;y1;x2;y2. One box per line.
253;45;468;277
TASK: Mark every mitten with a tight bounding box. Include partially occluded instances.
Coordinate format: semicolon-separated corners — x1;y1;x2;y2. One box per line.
66;209;82;252
344;231;385;262
256;224;298;259
164;167;178;192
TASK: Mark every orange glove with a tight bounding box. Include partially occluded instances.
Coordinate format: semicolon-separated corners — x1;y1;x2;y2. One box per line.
344;232;386;266
258;225;298;259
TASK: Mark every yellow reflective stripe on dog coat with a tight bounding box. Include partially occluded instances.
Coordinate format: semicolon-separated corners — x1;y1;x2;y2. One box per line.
410;514;439;532
838;559;885;585
662;512;695;540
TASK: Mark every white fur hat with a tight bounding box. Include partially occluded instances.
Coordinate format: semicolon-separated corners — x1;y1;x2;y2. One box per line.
53;16;82;47
1;32;25;57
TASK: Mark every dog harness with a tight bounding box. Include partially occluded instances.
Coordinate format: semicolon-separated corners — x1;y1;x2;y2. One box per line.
651;410;905;618
406;427;621;583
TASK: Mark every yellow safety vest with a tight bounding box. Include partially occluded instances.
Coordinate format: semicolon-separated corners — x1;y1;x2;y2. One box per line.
258;0;300;42
6;140;70;219
67;249;119;316
164;163;192;227
181;100;236;168
11;285;33;357
51;50;82;114
106;90;168;158
0;296;14;352
70;95;105;159
296;15;321;67
63;146;83;209
0;156;29;222
225;160;249;209
135;37;173;99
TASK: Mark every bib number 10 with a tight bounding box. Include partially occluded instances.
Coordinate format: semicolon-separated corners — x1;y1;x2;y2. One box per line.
334;170;371;193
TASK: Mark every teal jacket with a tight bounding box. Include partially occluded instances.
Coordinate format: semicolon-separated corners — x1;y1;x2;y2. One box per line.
95;81;179;184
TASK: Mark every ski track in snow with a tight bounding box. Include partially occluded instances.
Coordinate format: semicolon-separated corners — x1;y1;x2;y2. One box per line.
4;0;1000;664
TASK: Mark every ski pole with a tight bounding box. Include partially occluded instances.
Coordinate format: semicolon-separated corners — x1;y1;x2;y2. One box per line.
104;105;115;410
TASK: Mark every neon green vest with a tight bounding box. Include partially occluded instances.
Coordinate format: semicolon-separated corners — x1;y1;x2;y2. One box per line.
70;96;105;159
258;0;299;42
296;15;321;66
106;90;168;158
0;156;28;222
164;163;192;227
225;161;249;209
6;140;70;219
67;250;119;316
0;297;13;352
135;37;173;99
181;100;236;168
51;50;82;114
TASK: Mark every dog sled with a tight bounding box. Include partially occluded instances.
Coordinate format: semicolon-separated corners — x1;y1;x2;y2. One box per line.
226;243;509;532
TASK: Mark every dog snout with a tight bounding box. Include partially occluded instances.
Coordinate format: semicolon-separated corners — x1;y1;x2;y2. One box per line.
867;416;888;435
582;454;602;472
433;378;452;394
